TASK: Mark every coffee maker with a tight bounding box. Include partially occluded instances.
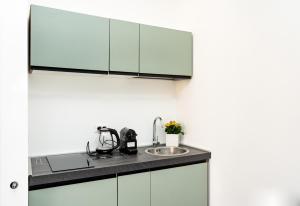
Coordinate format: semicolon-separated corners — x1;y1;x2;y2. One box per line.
119;127;138;154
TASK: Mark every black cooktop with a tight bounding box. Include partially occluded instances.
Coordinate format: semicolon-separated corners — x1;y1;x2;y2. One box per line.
47;153;93;172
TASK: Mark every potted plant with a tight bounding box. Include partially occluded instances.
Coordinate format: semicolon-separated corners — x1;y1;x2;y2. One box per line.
164;121;184;147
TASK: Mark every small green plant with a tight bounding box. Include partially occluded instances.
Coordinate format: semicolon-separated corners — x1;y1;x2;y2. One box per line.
164;121;184;135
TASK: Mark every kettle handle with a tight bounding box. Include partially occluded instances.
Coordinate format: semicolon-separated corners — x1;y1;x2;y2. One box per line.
109;128;120;150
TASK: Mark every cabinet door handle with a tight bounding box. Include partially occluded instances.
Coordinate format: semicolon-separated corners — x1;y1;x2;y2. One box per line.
10;181;18;189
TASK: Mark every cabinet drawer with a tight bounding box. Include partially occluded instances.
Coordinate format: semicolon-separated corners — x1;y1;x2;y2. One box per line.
29;178;117;206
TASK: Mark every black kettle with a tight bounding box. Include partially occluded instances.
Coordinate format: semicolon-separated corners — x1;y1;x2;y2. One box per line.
96;126;120;154
86;126;120;156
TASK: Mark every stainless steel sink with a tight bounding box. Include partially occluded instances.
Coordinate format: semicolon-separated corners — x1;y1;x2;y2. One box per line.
145;146;189;156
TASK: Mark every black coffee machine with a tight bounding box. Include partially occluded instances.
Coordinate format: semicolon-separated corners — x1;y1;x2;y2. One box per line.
119;127;138;154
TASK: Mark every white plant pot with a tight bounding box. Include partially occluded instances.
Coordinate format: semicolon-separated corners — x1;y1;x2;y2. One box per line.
166;134;180;147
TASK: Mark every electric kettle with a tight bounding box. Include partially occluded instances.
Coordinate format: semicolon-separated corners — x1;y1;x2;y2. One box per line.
96;126;120;154
86;126;120;156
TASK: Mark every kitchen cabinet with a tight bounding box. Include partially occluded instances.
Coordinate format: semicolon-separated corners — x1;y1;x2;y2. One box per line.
30;5;193;79
29;178;117;206
30;5;109;72
118;172;150;206
151;163;208;206
109;19;139;74
140;24;193;77
29;163;207;206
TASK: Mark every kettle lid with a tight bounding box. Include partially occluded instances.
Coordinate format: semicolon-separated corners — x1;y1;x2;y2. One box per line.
97;126;109;132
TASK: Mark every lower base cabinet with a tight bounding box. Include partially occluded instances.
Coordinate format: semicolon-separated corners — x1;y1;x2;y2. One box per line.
29;163;207;206
118;172;150;206
29;178;117;206
151;163;208;206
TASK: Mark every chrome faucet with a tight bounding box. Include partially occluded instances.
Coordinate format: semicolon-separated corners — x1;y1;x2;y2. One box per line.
153;116;163;147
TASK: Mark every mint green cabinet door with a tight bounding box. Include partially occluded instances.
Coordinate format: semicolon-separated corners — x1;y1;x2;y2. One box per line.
110;19;139;73
31;5;109;71
118;172;150;206
151;163;207;206
29;178;117;206
140;25;193;76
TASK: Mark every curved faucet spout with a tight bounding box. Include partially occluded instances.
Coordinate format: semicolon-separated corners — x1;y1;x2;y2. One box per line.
153;117;163;147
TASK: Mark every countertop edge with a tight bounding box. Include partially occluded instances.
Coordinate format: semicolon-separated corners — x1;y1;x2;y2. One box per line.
29;146;211;190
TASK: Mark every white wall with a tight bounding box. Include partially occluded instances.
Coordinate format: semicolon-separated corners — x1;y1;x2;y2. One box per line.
176;0;300;206
29;71;176;156
0;0;28;206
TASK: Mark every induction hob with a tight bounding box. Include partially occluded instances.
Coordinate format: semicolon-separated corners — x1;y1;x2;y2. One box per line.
47;153;94;172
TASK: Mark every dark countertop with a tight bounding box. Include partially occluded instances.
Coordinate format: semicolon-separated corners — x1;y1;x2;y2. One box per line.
29;145;211;190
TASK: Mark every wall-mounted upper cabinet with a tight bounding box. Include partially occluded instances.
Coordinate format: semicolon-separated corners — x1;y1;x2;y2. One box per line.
30;5;109;72
109;19;139;74
30;5;193;79
140;25;193;77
